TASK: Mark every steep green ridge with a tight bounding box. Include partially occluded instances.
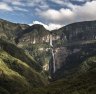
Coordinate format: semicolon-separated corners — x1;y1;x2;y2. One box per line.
0;40;48;94
0;56;29;94
0;39;41;71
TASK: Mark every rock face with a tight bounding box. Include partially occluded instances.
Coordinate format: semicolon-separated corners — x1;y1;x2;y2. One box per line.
16;24;60;47
66;21;96;41
52;21;96;42
49;47;69;76
54;47;69;70
51;43;96;79
50;20;96;79
16;24;50;46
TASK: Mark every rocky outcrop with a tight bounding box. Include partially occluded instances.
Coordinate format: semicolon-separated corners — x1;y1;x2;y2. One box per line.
49;47;69;76
16;24;50;45
15;25;61;48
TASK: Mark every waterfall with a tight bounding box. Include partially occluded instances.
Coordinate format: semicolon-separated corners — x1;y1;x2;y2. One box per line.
50;35;53;47
33;37;36;44
52;49;56;73
50;34;56;73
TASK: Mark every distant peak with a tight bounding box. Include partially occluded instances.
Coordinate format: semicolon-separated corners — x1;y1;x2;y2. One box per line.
31;24;44;28
29;24;47;31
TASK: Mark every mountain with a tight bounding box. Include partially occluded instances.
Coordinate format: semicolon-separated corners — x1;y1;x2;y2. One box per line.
29;20;96;93
0;39;47;94
49;20;96;80
0;18;52;78
0;19;29;43
51;20;96;47
50;42;96;80
31;55;96;94
0;19;96;94
16;24;50;44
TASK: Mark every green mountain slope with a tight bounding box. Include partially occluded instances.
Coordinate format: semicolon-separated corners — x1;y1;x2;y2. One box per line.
0;39;48;94
0;39;41;71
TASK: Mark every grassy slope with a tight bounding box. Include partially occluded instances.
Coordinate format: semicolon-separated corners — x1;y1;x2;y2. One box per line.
0;50;47;94
0;39;42;71
0;40;48;94
0;56;29;94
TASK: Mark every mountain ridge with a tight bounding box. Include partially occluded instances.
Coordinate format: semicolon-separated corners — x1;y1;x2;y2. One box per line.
0;18;96;94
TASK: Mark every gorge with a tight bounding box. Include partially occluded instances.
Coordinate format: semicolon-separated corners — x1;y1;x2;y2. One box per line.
0;19;96;94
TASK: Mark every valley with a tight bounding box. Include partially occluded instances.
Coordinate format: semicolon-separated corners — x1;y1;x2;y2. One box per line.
0;19;96;94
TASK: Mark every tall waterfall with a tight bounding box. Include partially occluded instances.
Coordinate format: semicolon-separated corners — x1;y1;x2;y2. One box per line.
50;34;56;73
33;37;36;44
50;35;53;47
52;49;56;73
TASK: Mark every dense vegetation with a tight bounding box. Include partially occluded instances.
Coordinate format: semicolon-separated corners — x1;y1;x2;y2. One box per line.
0;39;48;94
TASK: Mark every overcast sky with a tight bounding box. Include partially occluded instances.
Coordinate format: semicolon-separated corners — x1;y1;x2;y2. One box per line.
0;0;96;30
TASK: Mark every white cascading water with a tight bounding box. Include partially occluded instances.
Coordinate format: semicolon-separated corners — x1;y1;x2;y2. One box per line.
52;49;56;73
50;35;53;47
50;34;56;73
33;37;36;44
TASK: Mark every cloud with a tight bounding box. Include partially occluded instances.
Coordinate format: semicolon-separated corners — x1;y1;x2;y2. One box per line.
13;6;28;12
51;0;67;5
0;0;95;28
29;21;63;30
2;0;49;10
0;2;13;11
26;0;49;10
39;8;74;23
38;0;96;25
51;0;91;4
47;23;63;30
11;1;26;6
50;0;89;6
0;1;28;12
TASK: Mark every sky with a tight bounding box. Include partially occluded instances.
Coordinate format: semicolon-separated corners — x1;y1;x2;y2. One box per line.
0;0;96;30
